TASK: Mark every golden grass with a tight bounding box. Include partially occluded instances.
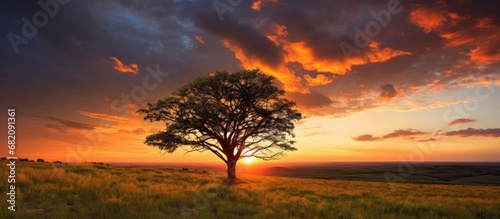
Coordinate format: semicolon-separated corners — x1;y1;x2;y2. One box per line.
0;161;499;218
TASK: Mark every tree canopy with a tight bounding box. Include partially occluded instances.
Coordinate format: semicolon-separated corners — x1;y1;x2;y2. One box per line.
138;69;302;182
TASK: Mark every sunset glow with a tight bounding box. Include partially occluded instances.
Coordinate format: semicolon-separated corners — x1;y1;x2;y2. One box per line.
243;157;255;164
1;0;499;165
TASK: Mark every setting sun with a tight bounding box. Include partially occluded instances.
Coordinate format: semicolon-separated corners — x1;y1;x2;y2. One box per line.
243;157;255;164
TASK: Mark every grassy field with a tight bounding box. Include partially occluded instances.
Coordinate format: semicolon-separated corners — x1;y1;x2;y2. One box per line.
256;162;500;185
1;160;499;219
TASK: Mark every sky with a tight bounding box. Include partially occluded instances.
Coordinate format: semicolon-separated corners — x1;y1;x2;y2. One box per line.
0;0;499;164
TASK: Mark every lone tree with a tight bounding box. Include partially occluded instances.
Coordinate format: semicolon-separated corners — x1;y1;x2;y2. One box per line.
138;69;302;183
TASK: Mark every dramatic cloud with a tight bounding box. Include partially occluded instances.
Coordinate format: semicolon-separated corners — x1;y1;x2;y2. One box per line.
193;12;309;92
193;13;284;68
263;23;410;88
109;56;139;75
187;0;499;117
222;39;306;92
1;0;499;162
409;3;500;67
448;118;476;126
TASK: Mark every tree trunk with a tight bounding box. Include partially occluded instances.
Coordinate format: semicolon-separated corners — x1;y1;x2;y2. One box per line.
225;159;237;184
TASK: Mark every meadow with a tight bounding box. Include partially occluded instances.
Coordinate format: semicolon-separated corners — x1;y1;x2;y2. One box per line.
1;160;499;219
255;162;500;185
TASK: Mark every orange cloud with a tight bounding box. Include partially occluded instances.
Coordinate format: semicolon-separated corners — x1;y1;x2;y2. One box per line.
223;23;410;94
476;17;495;29
461;18;500;65
409;8;447;33
469;44;500;65
441;31;474;47
304;74;334;86
222;39;308;93
251;0;278;11
109;56;139;75
410;7;500;66
365;42;412;63
409;8;465;34
194;35;205;44
284;41;353;73
267;24;410;75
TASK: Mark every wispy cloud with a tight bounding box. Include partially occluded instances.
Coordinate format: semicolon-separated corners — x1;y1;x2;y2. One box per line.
352;134;379;142
78;111;129;122
448;118;476;126
444;128;500;138
354;127;500;141
35;115;94;131
352;129;426;141
193;35;205;44
118;128;147;135
109;56;139;75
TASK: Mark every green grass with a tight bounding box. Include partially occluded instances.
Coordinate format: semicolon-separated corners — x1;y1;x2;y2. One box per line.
1;161;499;219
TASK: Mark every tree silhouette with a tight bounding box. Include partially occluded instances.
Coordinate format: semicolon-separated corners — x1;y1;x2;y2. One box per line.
138;69;302;183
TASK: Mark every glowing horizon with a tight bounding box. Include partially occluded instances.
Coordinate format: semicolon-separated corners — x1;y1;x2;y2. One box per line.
1;0;500;164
